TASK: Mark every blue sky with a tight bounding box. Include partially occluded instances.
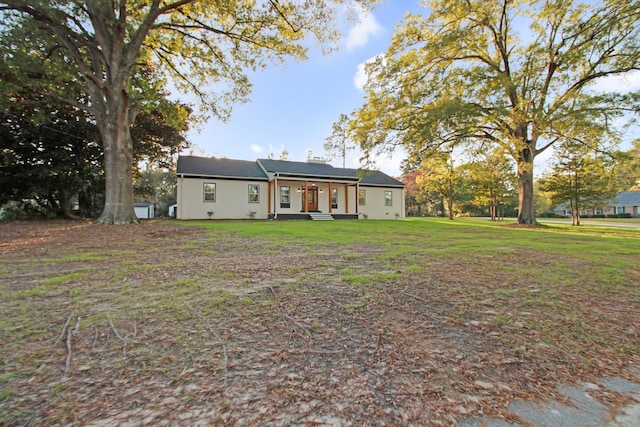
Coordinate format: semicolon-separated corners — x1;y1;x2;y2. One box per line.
182;1;639;177
183;1;419;176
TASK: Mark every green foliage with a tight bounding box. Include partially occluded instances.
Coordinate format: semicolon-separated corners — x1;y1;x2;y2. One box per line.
0;16;192;219
462;149;518;219
133;168;178;217
351;0;640;225
0;103;104;218
415;150;465;219
539;141;618;225
0;0;368;223
613;139;640;191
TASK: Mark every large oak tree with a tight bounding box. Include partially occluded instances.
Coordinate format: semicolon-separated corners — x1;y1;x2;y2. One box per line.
351;0;640;224
0;0;365;223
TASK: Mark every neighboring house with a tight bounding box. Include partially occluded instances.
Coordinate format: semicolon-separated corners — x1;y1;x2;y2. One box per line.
176;156;405;220
134;202;154;219
604;191;640;217
552;190;640;218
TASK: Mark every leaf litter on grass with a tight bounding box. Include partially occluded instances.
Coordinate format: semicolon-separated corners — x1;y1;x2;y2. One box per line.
0;220;638;426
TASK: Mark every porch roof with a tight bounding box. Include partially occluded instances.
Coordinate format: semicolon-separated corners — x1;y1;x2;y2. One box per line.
257;159;358;181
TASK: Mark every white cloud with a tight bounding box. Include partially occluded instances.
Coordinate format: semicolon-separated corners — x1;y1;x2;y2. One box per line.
249;144;263;154
354;54;384;91
590;70;640;93
345;3;382;50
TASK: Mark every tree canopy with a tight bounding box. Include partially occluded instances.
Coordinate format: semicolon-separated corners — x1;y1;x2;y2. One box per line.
351;0;640;224
0;0;368;223
539;141;617;225
0;102;103;218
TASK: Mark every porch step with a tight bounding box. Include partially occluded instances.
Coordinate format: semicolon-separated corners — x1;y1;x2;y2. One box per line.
309;212;334;221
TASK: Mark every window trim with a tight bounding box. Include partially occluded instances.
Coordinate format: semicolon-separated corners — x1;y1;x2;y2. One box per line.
280;186;291;208
358;189;366;206
384;190;393;206
248;184;260;203
203;182;216;202
331;187;338;209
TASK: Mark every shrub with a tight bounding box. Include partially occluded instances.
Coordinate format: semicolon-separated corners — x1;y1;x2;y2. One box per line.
0;201;51;221
540;211;559;218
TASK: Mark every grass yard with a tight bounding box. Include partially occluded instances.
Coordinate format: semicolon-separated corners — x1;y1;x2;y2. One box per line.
0;218;638;425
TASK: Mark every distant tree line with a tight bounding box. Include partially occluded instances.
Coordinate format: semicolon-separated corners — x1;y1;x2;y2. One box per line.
399;139;639;223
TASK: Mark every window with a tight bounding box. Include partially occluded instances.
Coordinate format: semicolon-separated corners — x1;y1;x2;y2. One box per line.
615;206;625;214
248;184;260;203
384;190;392;206
331;188;338;209
204;183;216;202
358;189;366;206
280;186;290;208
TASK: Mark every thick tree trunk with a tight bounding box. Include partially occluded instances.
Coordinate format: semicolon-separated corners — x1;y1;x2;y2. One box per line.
96;91;138;224
516;158;537;225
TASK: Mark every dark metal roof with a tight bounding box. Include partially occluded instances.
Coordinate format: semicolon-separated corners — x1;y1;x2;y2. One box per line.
346;169;405;187
176;156;404;187
177;156;268;180
257;159;357;180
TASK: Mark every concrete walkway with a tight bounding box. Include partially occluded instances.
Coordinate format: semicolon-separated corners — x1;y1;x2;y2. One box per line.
463;367;640;426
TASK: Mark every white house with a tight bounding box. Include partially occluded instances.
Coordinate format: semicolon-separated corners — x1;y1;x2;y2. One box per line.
176;156;405;220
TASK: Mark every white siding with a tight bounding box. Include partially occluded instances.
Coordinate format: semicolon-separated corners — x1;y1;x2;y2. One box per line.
177;177;268;219
358;186;405;220
134;205;154;219
177;177;405;220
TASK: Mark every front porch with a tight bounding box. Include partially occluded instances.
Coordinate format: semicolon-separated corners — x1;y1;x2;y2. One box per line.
268;213;359;220
267;178;361;220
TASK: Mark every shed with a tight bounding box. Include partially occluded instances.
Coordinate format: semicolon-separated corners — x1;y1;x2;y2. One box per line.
134;202;155;219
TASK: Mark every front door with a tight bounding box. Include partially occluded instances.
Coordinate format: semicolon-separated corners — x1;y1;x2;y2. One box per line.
303;187;319;212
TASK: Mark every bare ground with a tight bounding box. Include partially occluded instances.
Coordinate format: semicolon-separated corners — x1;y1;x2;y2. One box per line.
0;220;638;426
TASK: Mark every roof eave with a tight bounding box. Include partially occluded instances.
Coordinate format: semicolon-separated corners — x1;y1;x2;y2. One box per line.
178;173;269;181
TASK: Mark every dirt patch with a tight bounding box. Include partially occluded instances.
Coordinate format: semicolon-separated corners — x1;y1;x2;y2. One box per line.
0;220;638;426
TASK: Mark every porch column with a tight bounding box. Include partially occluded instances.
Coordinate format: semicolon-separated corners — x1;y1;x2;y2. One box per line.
355;182;359;215
273;178;277;217
345;183;349;213
268;180;272;215
304;180;309;212
328;181;333;213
